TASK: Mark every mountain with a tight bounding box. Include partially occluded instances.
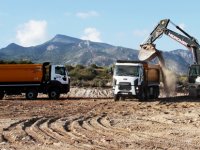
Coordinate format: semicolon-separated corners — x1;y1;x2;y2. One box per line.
162;50;192;74
0;34;193;74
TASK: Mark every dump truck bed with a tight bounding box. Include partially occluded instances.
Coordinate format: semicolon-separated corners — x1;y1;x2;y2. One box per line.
0;64;43;83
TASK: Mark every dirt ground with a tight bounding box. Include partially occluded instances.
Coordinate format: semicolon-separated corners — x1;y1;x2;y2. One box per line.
0;88;200;150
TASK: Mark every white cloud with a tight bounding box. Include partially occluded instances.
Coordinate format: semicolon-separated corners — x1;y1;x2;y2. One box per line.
16;20;48;47
76;11;99;19
81;27;102;42
133;29;148;37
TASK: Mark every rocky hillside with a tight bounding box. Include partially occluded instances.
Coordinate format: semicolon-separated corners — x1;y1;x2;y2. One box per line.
0;34;193;74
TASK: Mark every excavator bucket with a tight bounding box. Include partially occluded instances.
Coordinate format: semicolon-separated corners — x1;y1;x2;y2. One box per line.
138;43;158;61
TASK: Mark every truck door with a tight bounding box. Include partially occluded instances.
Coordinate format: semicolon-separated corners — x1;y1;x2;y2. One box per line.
51;65;68;84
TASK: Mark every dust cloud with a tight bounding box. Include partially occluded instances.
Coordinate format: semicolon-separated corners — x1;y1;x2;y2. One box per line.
160;67;177;97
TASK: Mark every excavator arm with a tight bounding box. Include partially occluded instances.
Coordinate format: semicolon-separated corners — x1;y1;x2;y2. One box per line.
139;19;200;64
145;19;170;44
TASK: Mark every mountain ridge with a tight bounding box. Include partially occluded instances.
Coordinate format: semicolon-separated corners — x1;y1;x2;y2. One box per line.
0;34;193;74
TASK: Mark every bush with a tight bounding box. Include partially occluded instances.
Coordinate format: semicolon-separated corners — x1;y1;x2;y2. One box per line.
0;60;33;64
75;64;85;69
65;65;74;71
68;64;112;87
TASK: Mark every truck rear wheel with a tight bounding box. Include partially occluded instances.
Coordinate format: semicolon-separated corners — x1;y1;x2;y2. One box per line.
154;86;159;99
48;88;60;99
26;89;38;100
0;90;4;100
149;86;159;99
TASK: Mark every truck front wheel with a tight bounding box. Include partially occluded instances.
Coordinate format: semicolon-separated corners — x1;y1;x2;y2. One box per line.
114;94;119;101
48;88;60;99
0;90;4;100
26;89;38;100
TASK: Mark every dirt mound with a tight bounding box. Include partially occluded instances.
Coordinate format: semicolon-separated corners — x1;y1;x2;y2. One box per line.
65;87;113;98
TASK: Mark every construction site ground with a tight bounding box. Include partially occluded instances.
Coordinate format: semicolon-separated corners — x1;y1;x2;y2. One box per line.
0;87;200;150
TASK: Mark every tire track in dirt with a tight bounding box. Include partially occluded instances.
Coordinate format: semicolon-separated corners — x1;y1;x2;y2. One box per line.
1;114;135;149
3;119;36;144
2;99;200;150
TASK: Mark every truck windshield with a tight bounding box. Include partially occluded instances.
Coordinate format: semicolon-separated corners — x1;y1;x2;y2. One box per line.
114;65;139;76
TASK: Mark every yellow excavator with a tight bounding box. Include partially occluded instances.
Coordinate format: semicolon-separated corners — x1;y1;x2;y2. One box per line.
138;19;200;97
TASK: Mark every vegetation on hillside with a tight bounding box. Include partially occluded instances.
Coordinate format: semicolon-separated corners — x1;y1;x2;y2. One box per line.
66;64;112;87
0;60;33;64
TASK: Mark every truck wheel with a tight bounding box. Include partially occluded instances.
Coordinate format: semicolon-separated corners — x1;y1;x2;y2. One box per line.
154;87;159;99
138;87;146;100
150;87;159;99
138;92;145;101
189;88;197;97
0;90;4;100
26;89;38;100
114;94;119;101
48;88;60;99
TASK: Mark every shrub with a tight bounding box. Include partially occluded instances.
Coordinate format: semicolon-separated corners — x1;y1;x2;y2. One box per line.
68;64;112;87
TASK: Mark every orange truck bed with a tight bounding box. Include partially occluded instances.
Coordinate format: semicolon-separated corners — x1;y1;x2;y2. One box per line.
144;64;160;83
0;64;43;83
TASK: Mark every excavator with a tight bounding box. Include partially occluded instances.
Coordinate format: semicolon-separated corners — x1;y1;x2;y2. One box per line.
138;19;200;97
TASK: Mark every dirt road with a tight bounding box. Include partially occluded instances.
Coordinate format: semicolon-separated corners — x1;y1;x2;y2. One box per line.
0;88;200;150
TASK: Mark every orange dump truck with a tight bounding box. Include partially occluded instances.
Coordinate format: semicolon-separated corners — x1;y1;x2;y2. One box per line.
112;60;160;100
0;62;70;100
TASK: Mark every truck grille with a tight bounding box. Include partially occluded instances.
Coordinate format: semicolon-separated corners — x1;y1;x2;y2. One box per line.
118;82;131;91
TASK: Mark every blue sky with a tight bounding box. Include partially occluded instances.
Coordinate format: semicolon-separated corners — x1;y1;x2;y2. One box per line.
0;0;199;51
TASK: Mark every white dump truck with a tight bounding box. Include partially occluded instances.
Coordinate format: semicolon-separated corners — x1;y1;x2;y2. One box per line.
112;60;160;101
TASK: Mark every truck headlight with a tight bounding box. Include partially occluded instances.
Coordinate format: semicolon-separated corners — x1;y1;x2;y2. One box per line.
135;86;139;93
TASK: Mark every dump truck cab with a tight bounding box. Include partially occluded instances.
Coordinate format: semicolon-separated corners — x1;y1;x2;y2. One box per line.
112;60;160;101
48;65;69;84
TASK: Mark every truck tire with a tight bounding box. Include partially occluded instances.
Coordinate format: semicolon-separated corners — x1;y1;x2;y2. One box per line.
138;91;146;101
48;88;60;99
26;89;38;100
114;94;119;101
150;86;159;99
154;86;159;99
0;90;4;100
